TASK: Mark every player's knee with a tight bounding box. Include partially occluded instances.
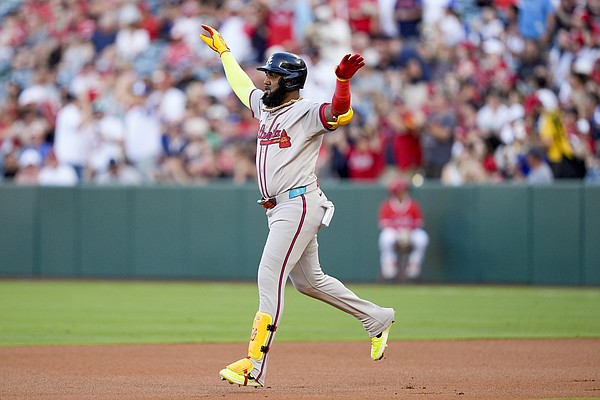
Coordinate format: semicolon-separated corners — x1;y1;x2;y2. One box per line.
379;228;397;248
413;229;429;248
291;279;319;297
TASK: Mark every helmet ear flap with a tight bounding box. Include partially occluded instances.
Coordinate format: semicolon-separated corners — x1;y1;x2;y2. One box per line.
282;75;301;92
277;76;289;91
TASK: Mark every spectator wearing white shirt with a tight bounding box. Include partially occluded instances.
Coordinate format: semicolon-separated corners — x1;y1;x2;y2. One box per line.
38;150;78;186
147;70;187;125
377;0;400;37
436;6;466;47
53;93;89;181
476;88;511;153
14;148;41;185
213;1;255;65
115;6;150;61
123;81;162;182
86;101;126;180
95;158;142;185
17;67;61;113
423;0;451;29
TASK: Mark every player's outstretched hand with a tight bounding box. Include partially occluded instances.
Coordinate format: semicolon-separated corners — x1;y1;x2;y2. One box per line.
200;24;230;56
335;54;365;81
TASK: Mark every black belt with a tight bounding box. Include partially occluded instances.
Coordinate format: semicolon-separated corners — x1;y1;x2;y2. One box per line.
257;181;319;209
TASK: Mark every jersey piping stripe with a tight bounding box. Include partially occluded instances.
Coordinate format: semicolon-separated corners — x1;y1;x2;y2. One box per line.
257;146;267;198
319;103;336;131
256;195;307;382
249;89;259;118
257;108;293;198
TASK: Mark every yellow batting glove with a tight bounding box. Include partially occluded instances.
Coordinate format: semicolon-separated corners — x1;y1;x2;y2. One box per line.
200;24;230;56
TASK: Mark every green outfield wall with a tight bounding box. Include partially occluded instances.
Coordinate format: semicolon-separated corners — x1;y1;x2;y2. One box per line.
0;182;598;285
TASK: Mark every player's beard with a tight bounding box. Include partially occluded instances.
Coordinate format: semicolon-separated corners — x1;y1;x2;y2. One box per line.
262;79;288;108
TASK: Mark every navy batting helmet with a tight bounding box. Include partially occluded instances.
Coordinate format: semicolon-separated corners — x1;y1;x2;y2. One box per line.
257;52;308;91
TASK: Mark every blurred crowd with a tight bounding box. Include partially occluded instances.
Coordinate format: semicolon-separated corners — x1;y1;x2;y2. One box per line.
0;0;599;186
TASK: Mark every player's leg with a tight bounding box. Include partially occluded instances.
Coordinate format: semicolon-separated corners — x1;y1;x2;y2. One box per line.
288;234;395;347
219;196;320;386
218;310;273;387
378;228;399;280
405;228;429;280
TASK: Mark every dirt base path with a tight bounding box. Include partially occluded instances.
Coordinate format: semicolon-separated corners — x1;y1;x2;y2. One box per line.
1;339;599;400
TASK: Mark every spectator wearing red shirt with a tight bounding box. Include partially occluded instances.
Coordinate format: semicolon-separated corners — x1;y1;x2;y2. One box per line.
346;132;384;180
265;0;295;49
388;98;423;173
378;177;429;282
162;26;195;73
347;0;379;35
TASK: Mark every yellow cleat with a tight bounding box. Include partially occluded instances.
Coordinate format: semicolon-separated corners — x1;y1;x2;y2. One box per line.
219;358;263;387
371;321;393;361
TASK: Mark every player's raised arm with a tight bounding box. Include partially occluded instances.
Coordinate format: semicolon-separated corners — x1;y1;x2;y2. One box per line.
200;25;256;109
325;53;365;129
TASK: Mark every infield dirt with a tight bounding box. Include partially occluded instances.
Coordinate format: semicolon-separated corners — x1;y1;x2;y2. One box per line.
1;339;599;400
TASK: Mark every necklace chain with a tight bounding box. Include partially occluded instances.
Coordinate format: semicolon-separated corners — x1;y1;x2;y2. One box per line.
263;97;302;112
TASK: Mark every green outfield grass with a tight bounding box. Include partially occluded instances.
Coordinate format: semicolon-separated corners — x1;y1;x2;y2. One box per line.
0;280;599;346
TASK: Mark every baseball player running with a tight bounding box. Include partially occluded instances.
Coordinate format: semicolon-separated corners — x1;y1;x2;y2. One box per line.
200;25;395;388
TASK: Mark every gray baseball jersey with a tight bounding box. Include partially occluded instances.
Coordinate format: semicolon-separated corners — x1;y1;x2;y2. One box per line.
250;93;325;197
246;89;395;385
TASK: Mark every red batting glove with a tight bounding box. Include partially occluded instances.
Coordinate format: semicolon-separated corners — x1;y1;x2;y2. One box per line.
334;54;365;81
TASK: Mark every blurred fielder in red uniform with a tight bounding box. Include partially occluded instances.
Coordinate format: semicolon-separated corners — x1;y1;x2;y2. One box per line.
378;177;429;282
